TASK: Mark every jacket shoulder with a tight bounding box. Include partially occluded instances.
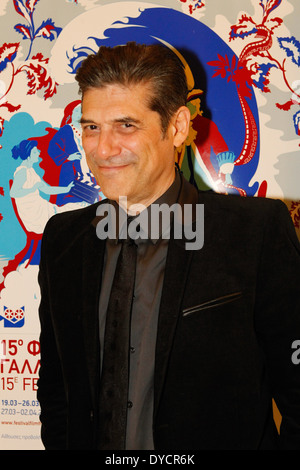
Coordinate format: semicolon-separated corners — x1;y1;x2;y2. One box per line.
42;201;103;247
198;189;299;250
198;189;287;218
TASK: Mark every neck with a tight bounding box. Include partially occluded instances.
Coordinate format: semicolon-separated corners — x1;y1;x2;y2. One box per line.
23;159;33;168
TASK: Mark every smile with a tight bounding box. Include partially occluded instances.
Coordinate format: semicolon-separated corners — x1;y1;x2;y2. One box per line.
97;163;131;172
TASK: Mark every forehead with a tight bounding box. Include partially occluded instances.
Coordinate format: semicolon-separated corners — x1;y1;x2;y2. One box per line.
81;82;154;118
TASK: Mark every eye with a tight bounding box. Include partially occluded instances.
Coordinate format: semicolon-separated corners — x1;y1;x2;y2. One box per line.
119;122;137;133
82;124;99;136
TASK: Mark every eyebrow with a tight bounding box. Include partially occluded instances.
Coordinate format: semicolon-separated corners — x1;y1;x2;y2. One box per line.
80;117;92;124
80;116;142;126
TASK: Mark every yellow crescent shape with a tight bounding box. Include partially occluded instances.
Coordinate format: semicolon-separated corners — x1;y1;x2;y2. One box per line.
151;36;195;91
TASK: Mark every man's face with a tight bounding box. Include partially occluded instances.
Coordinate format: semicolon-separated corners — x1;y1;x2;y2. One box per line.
81;82;188;209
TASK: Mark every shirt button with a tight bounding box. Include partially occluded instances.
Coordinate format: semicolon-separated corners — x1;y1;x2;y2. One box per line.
127;401;133;408
130;346;135;353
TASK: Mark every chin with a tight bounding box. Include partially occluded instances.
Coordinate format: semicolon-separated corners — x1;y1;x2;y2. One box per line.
100;187;126;203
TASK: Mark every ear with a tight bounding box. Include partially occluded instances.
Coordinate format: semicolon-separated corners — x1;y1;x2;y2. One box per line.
171;106;191;148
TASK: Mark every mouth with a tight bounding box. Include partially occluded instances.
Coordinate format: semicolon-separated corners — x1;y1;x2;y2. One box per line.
97;163;131;173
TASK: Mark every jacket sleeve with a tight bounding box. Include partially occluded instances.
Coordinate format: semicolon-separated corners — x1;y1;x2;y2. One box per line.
37;218;68;450
255;199;300;449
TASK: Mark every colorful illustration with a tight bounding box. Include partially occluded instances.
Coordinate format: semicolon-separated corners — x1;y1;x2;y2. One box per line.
179;0;205;16
0;0;60;138
228;0;300;222
47;101;100;205
66;7;261;196
0;305;25;328
0;0;299;451
1;0;299;288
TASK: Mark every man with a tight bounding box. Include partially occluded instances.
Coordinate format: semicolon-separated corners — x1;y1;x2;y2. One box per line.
37;42;300;450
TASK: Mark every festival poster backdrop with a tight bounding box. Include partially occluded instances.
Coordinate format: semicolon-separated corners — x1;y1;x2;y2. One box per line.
0;0;299;450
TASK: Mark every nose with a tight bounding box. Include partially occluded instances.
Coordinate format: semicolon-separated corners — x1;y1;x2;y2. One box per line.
96;128;121;160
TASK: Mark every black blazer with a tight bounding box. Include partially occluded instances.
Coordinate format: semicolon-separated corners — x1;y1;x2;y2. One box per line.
37;174;300;450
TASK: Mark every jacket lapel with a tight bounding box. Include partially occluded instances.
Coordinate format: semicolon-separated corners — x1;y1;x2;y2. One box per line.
154;236;194;417
154;174;199;417
81;216;105;408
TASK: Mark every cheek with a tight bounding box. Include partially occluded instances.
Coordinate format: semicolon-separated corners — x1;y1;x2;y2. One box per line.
82;132;100;151
84;153;97;176
82;138;97;161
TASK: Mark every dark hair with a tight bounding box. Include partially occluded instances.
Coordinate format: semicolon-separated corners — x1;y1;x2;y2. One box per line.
11;140;38;160
75;42;188;134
